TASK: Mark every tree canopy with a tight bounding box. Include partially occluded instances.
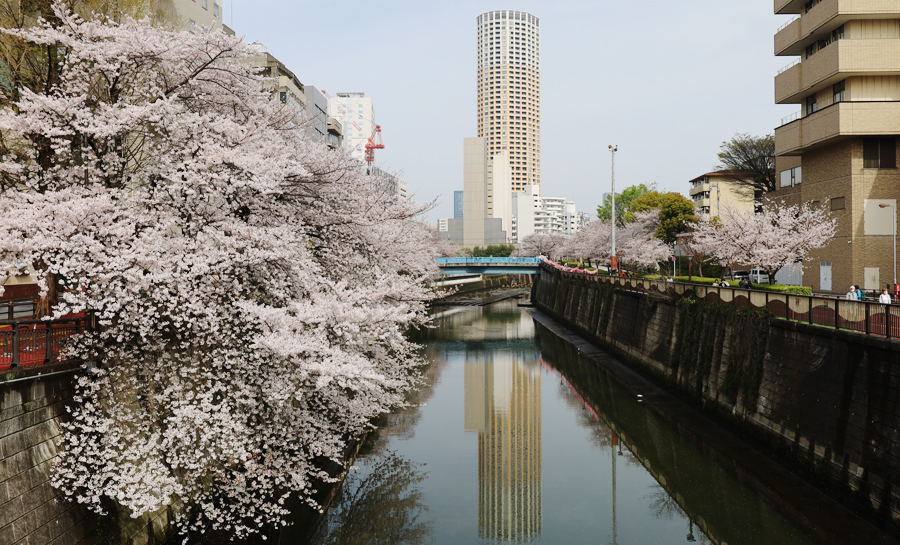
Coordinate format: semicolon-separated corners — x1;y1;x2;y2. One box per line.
716;133;777;194
0;6;445;538
629;191;697;243
596;183;656;226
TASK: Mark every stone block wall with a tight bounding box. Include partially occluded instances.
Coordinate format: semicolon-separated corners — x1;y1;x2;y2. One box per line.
533;264;900;533
0;363;175;545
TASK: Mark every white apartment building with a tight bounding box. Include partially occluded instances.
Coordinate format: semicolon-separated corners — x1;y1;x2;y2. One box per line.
329;93;376;163
511;184;581;242
170;0;223;32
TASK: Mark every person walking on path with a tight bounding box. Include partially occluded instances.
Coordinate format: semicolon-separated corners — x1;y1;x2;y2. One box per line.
880;288;893;304
846;286;858;300
856;286;865;301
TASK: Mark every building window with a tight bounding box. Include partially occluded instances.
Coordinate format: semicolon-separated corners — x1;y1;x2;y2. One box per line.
864;138;897;169
831;197;846;211
780;167;802;187
202;0;207;8
213;3;219;17
832;25;844;41
189;19;195;32
805;43;817;59
833;80;845;103
806;94;817;115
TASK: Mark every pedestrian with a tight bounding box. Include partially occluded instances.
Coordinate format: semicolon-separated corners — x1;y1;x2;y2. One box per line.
846;286;858;300
712;279;720;287
880;288;892;304
856;285;865;301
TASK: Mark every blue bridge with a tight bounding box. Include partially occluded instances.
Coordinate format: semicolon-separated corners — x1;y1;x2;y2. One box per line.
436;257;541;275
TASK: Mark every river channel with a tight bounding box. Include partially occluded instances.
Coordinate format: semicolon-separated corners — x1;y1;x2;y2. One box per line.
271;299;831;545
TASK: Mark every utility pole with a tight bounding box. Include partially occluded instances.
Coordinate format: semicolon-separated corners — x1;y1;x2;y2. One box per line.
609;145;618;272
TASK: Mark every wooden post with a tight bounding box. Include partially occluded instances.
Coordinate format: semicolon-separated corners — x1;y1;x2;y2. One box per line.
11;327;19;368
808;296;813;325
865;302;870;335
835;299;840;330
44;322;52;364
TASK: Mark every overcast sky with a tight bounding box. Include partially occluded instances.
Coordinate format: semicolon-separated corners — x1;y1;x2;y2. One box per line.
228;0;796;223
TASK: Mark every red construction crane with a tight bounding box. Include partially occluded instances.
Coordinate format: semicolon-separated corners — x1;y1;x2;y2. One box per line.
365;125;384;165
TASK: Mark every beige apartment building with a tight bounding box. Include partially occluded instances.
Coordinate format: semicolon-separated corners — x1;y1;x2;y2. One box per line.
772;0;900;293
689;171;757;216
476;10;541;193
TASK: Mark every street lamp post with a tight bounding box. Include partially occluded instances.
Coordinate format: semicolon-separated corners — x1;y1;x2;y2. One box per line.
880;203;897;298
609;145;618;272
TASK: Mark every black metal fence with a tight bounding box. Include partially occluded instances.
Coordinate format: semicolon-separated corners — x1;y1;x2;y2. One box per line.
0;317;89;369
552;267;900;338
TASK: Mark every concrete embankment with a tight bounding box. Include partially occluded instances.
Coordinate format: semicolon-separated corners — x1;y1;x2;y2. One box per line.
532;263;900;539
0;363;175;545
431;273;533;306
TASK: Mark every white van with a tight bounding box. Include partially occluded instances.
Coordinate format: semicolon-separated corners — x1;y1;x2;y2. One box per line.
749;268;769;284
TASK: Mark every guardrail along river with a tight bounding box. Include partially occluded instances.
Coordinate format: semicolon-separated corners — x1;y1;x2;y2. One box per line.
280;300;826;545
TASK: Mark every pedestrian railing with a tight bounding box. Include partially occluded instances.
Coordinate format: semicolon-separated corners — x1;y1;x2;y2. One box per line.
0;317;89;370
437;257;541;265
545;263;900;339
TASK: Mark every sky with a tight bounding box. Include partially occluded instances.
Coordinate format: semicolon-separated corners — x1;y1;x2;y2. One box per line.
226;0;797;224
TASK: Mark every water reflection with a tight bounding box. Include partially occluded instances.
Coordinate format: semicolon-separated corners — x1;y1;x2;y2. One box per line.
305;450;432;545
299;302;822;545
465;350;542;541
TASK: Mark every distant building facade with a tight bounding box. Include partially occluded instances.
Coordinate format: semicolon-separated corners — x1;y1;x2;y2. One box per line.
329;93;376;163
454;191;464;219
511;184;581;242
688;172;756;216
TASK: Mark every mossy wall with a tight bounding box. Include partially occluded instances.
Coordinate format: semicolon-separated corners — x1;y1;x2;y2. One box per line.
0;362;176;545
533;263;900;533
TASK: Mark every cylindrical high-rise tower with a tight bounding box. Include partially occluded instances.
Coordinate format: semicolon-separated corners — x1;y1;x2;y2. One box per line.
476;10;541;193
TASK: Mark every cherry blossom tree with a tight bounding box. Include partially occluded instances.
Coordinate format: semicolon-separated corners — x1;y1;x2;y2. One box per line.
561;211;669;272
0;5;443;538
512;232;567;258
691;202;837;283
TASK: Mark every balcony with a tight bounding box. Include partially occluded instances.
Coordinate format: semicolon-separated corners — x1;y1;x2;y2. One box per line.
775;101;900;155
689;183;710;197
775;39;900;104
775;0;806;15
775;0;900;56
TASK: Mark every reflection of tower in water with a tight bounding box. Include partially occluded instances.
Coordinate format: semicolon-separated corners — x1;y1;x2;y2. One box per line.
465;350;542;541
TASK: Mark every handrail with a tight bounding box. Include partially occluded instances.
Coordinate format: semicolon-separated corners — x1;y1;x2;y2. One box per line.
777;58;800;75
540;261;900;339
437;257;541;265
780;110;802;126
776;14;800;33
0;316;91;369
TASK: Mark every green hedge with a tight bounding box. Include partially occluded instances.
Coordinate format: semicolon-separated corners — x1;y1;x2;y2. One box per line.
750;284;813;295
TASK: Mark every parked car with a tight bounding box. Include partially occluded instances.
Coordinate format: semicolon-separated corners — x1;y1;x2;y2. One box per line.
729;269;770;284
749;268;770;284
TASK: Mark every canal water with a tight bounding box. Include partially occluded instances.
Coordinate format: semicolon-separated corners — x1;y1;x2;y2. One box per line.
293;300;819;545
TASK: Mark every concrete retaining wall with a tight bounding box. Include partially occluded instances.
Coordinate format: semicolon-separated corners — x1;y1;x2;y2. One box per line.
533;264;900;534
0;363;174;545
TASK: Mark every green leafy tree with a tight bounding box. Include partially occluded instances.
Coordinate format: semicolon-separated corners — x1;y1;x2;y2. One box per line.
630;191;697;244
467;244;515;257
596;183;656;226
717;133;776;194
656;193;697;243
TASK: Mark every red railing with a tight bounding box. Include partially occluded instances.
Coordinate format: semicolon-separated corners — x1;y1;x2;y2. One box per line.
0;318;89;370
543;263;900;339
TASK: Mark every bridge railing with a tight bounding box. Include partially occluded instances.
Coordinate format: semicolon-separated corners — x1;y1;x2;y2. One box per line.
437;257;541;265
545;262;900;339
0;317;90;370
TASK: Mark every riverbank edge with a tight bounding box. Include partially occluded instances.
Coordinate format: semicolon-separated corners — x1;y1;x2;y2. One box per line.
528;309;900;545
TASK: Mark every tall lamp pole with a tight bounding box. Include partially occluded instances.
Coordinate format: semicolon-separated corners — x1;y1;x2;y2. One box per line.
609;145;618;272
880;203;897;297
